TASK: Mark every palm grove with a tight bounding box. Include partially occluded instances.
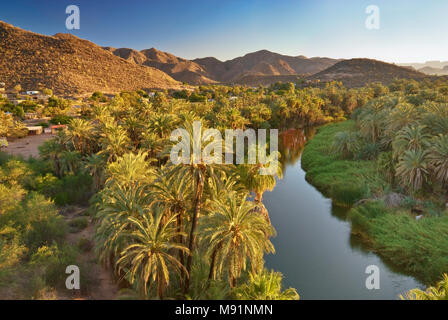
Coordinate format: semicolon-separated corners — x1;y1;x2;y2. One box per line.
1;79;447;299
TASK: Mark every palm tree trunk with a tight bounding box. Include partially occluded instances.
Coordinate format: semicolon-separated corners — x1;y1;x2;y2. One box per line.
177;211;185;286
255;191;263;203
231;276;237;288
184;175;204;293
208;248;217;281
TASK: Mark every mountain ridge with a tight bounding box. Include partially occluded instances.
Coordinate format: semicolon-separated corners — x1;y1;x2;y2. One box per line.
0;20;182;95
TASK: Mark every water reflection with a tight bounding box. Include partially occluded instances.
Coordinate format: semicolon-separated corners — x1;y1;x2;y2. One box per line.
264;128;423;300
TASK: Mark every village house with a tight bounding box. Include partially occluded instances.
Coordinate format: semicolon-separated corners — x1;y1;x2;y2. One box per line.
26;126;43;135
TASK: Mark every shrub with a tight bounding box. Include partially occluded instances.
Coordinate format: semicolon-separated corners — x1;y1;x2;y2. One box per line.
68;217;89;233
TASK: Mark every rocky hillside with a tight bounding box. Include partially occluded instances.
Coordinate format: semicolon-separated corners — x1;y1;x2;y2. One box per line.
106;48;337;85
194;50;339;83
0;21;181;95
308;58;427;87
105;47;216;85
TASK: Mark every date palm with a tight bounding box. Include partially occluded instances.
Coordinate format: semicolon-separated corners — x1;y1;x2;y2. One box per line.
95;182;152;265
39;138;65;177
401;274;448;300
124;115;145;148
149;168;191;280
428;134;448;187
116;211;189;299
148;113;176;139
59;150;81;175
234;143;282;204
168;120;227;293
233;269;300;300
106;151;156;187
359;107;386;143
200;192;275;288
84;153;106;191
142;131;165;159
396;149;429;191
99;126;130;162
392;124;430;158
331;131;360;159
67;118;95;155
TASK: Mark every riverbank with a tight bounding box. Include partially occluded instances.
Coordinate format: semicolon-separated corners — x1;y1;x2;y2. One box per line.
301;121;448;285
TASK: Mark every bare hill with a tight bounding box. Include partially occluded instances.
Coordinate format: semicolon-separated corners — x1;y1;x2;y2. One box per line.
194;50;339;82
0;21;181;95
308;58;427;87
106;47;216;85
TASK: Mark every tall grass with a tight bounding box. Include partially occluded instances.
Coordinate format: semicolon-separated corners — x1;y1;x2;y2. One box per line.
302;121;381;206
350;201;448;285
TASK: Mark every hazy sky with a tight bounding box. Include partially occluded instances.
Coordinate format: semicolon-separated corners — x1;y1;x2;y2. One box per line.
1;0;447;63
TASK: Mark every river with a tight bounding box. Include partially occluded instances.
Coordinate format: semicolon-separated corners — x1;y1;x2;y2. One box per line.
264;128;423;300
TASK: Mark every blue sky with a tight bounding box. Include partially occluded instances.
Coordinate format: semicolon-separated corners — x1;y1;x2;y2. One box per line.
1;0;447;62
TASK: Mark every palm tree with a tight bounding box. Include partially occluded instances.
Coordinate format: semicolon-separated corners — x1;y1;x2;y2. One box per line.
331;131;360;159
142;131;165;159
377;151;396;185
39;139;64;177
106;151;155;187
359;107;386;143
99;126;130;162
428;134;448;187
234;143;282;204
168;120;227;293
116;211;189;299
95;182;152;265
392;124;430;158
200;192;275;288
233;269;300;300
59;150;81;175
401;274;448;300
84;153;106;191
123;115;144;148
66;118;95;155
396;149;429;191
149;169;191;282
148;113;176;139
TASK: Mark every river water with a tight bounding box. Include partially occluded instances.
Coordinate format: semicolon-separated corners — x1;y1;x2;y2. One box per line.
264;128;422;300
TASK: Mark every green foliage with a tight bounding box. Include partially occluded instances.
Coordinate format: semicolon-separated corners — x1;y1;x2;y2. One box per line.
401;274;448;300
68;217;89;233
349;202;448;285
233;269;300;300
49;115;71;125
302;121;380;205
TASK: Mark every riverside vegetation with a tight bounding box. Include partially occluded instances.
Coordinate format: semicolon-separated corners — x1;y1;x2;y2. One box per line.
1;78;448;299
302;79;448;298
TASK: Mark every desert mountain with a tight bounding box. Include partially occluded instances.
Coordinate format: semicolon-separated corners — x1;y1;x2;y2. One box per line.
308;58;427;87
0;21;181;95
106;48;338;85
105;47;216;85
193;50;339;83
417;66;448;76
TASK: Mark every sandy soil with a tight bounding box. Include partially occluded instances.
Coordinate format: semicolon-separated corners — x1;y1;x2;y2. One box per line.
63;207;119;300
3;134;54;158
